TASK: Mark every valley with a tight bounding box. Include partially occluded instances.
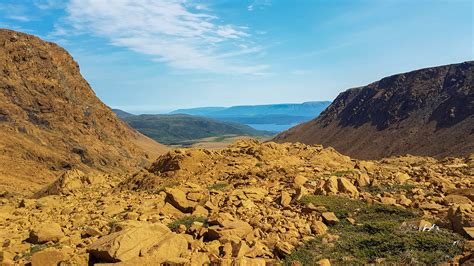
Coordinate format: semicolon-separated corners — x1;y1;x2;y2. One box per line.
0;5;472;265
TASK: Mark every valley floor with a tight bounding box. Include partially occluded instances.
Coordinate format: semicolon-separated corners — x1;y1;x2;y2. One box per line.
0;140;473;265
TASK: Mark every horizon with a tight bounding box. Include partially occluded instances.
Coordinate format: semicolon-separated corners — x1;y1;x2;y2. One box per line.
0;0;472;113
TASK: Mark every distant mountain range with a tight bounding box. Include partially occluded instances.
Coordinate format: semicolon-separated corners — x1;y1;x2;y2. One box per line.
113;110;273;145
170;101;331;131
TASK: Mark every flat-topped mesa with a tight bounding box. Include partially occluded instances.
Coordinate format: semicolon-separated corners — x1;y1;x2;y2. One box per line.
0;29;167;194
274;61;474;159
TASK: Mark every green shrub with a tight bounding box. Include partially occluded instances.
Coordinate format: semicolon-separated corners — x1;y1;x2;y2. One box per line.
208;182;230;191
287;196;464;265
363;183;417;195
14;243;60;260
168;215;208;231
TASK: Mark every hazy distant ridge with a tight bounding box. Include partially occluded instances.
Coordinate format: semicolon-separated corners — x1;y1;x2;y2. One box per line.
170;101;331;117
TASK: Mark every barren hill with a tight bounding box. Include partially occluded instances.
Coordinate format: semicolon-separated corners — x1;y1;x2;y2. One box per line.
0;29;167;195
275;62;474;159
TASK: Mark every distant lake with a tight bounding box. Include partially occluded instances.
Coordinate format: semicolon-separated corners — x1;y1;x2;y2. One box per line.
247;123;297;132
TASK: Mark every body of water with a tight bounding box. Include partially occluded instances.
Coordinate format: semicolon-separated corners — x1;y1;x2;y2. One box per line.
246;123;297;132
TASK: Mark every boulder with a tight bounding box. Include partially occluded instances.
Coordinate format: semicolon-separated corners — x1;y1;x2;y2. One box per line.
242;188;268;201
380;197;397;205
394;172;411;184
29;222;64;244
280;191;292;207
321;212;339;226
337;177;359;196
207;218;253;241
165;188;195;212
448;204;474;235
310;221;328;235
31;249;66;266
317;258;331;266
35;170;87;196
323;176;339;194
464;227;474;240
354;172;371;187
88;222;188;262
294;175;308;186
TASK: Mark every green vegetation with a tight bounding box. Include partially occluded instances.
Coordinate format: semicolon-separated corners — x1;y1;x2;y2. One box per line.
287;195;463;265
117;113;273;145
14;243;60;260
363;183;418;195
168;216;208;231
208;182;230;191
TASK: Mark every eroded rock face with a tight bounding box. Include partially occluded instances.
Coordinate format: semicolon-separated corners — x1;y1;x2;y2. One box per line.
274;61;474;159
0;29;167;195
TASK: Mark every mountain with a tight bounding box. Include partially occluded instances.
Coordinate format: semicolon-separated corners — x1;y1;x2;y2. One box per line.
172;101;331;117
115;112;273;145
275;62;474;159
169;107;227;116
112;108;135;118
170;101;331;131
0;29;167;195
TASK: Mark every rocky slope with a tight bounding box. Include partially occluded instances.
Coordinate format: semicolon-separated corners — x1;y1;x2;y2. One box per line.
0;140;472;265
0;29;167;195
274;62;474;159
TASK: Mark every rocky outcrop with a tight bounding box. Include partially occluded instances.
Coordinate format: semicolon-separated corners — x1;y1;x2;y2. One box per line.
0;140;472;265
274;61;474;159
0;29;167;195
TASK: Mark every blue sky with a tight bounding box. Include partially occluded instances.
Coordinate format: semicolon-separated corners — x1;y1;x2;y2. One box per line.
0;0;472;113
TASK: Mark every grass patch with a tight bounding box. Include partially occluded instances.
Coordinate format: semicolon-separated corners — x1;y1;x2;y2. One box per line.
324;170;355;177
14;243;60;260
208;182;230;191
168;216;208;231
300;195;366;218
287;195;463;265
363;183;417;195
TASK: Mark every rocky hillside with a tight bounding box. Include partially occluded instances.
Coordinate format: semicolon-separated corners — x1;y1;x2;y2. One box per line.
275;62;474;159
0;140;472;265
0;29;167;195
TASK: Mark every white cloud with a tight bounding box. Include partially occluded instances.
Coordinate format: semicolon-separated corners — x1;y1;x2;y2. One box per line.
34;0;66;9
54;0;267;74
6;15;31;22
247;0;272;12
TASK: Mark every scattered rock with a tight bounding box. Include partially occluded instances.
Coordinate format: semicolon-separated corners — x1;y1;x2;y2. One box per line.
29;223;64;244
321;212;339;226
31;249;66;266
337;177;358;196
280;191;292;207
88;222;187;262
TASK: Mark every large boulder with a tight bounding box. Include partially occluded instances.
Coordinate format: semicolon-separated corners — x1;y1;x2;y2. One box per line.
88;222;188;263
165;188;196;213
31;249;66;266
29;222;64;244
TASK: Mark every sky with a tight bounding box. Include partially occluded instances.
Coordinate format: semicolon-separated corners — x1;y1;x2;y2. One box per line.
0;0;472;113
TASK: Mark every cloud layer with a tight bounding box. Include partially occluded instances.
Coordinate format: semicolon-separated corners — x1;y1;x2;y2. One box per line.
58;0;267;74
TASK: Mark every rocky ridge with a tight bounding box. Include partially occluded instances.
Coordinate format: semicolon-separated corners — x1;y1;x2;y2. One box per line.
274;61;474;159
0;140;472;265
0;29;167;195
